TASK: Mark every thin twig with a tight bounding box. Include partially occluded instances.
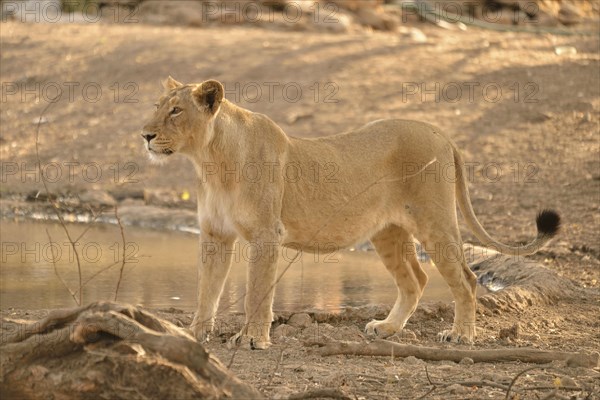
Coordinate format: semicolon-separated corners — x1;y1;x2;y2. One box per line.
34;101;82;305
74;256;135;296
425;365;434;385
226;349;237;370
267;347;285;386
113;205;127;301
414;385;437;400
505;365;555;400
72;213;137;297
45;228;79;305
73;206;106;244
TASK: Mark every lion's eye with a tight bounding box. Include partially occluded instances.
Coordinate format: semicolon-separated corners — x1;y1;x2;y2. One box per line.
154;103;159;110
171;107;182;115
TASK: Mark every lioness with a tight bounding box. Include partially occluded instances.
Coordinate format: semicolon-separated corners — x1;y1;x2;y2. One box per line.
141;77;559;349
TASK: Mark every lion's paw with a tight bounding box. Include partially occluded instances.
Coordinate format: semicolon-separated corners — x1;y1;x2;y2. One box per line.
437;328;474;344
365;320;400;338
190;321;213;344
227;331;271;350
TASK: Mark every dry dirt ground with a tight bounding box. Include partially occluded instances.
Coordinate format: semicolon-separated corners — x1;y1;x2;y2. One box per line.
1;15;599;400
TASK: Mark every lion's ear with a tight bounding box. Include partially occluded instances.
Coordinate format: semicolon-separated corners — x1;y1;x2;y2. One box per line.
192;80;224;114
162;76;183;91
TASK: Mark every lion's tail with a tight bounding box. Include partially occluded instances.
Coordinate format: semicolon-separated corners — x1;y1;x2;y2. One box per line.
452;145;560;256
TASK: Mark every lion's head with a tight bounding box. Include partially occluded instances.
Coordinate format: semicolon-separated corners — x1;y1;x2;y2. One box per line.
141;76;224;162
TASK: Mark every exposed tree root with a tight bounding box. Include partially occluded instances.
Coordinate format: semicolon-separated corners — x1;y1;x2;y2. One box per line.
0;301;262;399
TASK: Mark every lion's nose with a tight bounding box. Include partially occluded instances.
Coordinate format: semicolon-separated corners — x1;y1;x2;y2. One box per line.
141;132;157;143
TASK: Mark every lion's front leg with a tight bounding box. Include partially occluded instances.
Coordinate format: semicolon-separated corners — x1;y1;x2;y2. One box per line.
191;231;236;342
229;236;280;350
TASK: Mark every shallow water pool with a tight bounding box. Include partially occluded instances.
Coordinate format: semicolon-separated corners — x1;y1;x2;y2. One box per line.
0;220;456;313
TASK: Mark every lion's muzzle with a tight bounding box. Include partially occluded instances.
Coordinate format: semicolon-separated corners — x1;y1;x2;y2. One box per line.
141;131;157;144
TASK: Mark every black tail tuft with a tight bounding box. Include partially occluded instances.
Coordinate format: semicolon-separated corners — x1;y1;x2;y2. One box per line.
536;209;561;237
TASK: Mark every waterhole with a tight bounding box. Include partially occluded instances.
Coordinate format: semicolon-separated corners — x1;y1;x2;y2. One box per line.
1;220;458;313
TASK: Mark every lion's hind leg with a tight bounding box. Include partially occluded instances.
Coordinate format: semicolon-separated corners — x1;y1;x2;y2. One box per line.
421;228;478;344
365;225;428;338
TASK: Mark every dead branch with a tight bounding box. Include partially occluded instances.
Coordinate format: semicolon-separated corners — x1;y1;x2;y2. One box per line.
45;228;79;304
113;205;127;301
522;386;582;391
1;302;262;399
267;347;286;385
414;385;437;400
319;340;599;368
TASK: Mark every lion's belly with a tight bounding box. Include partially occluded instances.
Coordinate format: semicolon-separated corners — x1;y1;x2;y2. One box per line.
280;225;379;252
279;200;397;252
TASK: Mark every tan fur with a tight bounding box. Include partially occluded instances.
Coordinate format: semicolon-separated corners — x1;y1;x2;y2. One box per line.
142;77;556;349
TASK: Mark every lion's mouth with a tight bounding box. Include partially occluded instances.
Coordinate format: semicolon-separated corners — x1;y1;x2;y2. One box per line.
148;147;174;155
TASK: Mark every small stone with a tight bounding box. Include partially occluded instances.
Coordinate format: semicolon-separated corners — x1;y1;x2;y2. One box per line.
300;323;337;342
560;376;578;387
312;312;332;323
355;8;397;31
342;305;390;320
459;357;474;365
272;324;299;339
499;323;520;340
521;333;541;342
394;329;417;341
31;116;49;125
274;311;293;323
78;190;116;207
558;2;581;26
483;373;505;383
409;27;427;43
285;111;312;124
403;356;423;365
143;189;181;207
447;383;468;394
287;313;312;329
29;365;49;380
554;46;577;56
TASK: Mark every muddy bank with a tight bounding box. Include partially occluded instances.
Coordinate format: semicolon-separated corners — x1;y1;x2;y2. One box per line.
2;294;598;399
0;189;199;233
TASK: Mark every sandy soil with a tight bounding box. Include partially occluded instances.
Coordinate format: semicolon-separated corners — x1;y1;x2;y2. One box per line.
1;17;599;399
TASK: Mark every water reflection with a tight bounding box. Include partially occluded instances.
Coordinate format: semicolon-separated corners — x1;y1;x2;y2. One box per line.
0;220;453;312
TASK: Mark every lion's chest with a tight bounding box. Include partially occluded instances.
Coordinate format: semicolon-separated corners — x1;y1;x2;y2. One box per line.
197;189;237;236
